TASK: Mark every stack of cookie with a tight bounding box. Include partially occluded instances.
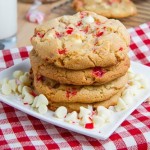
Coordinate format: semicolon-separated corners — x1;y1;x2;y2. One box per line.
30;11;130;112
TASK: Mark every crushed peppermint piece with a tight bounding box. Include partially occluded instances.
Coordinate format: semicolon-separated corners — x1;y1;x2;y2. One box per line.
55;106;67;119
84;26;89;33
58;48;67;55
37;75;44;81
92;67;105;77
66;88;77;98
66;27;73;34
24;103;28;105
96;31;104;37
85;123;94;129
77;21;82;26
119;47;123;51
55;31;62;38
30;91;37;97
36;32;45;38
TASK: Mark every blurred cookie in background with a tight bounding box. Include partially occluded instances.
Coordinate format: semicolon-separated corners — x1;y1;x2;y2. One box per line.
19;0;58;3
72;0;137;18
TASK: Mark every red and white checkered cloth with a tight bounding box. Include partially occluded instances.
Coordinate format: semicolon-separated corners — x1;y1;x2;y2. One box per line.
0;22;150;149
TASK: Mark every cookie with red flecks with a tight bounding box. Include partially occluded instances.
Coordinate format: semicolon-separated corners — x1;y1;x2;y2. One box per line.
48;87;124;112
31;11;130;70
73;0;137;18
32;68;128;103
30;49;130;85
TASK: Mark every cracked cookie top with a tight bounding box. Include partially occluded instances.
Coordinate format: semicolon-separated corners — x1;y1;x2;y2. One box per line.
31;11;130;70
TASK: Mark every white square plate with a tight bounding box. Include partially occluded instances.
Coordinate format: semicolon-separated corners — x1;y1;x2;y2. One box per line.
0;59;150;140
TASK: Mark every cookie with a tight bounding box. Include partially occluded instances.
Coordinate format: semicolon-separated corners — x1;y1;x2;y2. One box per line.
31;11;130;70
73;0;137;18
48;87;124;112
30;49;130;85
32;69;128;103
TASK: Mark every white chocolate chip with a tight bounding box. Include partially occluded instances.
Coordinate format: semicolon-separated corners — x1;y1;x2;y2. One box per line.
22;86;32;97
79;106;91;119
18;84;24;93
108;106;115;112
97;106;112;122
19;74;31;86
139;78;149;89
23;93;34;104
134;74;144;81
65;111;78;123
13;70;24;79
79;115;92;126
128;73;135;80
0;78;9;87
8;79;17;93
1;83;12;95
122;94;134;106
55;106;68;119
38;104;48;114
93;115;105;128
115;98;128;112
129;80;141;88
47;33;54;39
82;16;94;24
38;94;49;105
128;68;134;73
35;95;48;108
35;98;42;108
31;96;39;108
127;87;140;96
87;105;93;112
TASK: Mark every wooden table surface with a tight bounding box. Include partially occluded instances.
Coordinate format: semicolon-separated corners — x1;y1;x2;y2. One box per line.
17;0;150;47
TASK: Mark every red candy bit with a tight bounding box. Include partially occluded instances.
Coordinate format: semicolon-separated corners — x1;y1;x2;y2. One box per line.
24;103;28;105
85;123;94;129
66;88;77;98
36;32;45;38
119;47;123;51
58;48;67;55
37;75;44;81
84;26;89;33
92;67;105;77
30;91;37;97
77;21;82;26
55;31;62;38
96;31;104;37
66;27;73;34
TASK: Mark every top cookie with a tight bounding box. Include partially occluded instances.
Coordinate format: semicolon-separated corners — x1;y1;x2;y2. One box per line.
73;0;137;18
31;11;130;70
